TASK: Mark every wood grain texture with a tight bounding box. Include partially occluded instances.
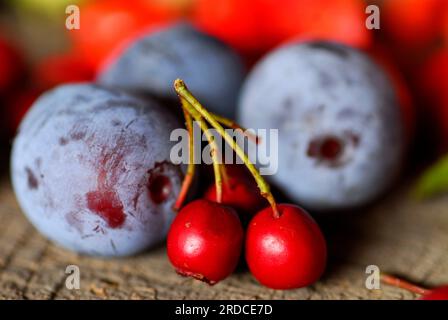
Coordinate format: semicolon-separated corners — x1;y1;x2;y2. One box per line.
1;177;448;300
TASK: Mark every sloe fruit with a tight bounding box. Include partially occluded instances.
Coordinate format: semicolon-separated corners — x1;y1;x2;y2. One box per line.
238;41;404;211
11;84;182;256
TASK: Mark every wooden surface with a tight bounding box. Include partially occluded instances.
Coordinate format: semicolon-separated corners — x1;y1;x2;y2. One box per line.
1;176;448;300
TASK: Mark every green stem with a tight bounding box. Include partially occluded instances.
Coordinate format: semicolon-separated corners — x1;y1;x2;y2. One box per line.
180;96;223;203
175;79;279;218
211;112;259;144
220;163;229;187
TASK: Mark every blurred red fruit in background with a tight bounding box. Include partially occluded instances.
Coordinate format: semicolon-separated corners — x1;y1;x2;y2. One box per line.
194;0;371;58
263;0;371;50
367;45;415;144
418;48;448;151
194;0;264;56
419;49;448;103
444;10;448;42
0;31;27;139
33;53;94;90
0;34;25;96
382;0;446;52
70;0;190;69
5;88;41;134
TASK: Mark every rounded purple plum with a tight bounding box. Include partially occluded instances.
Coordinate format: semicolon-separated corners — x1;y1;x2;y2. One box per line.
11;83;183;256
97;23;245;118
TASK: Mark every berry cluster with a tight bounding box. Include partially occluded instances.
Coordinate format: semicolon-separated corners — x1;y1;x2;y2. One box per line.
166;80;327;289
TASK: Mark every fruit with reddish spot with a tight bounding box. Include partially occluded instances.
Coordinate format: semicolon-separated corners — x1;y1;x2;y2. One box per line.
246;204;327;289
238;41;404;211
11;84;182;256
167;199;244;284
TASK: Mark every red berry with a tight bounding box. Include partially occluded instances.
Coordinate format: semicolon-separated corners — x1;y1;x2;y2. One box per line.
246;204;327;289
204;176;267;218
167;199;244;284
421;286;448;300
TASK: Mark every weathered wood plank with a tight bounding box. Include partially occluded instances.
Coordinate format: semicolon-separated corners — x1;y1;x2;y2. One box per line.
1;178;447;300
